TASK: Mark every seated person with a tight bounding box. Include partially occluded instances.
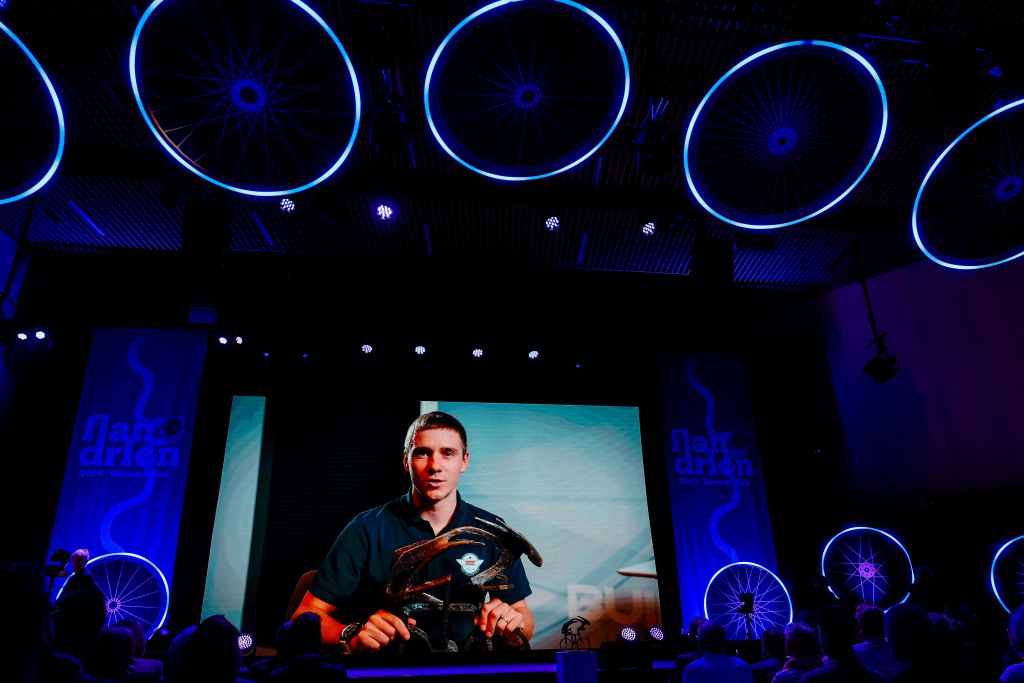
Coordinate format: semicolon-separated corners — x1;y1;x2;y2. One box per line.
682;621;754;683
293;412;534;653
772;622;822;683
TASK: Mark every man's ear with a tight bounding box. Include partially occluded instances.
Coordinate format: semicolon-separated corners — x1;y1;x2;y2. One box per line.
460;450;470;473
403;453;411;473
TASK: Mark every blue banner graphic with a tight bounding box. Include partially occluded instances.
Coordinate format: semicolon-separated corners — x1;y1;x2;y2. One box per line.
49;329;206;608
658;352;778;625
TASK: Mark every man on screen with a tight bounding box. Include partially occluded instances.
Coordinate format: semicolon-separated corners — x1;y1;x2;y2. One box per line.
293;411;534;653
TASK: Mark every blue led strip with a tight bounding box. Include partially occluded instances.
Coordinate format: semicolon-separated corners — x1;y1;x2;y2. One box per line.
684;40;888;230
0;21;66;205
424;0;630;182
912;99;1024;270
129;0;361;197
821;526;914;608
991;534;1024;613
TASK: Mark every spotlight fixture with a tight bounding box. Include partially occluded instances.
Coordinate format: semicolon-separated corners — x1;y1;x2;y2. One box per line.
279;197;295;213
262;352;271;358
34;330;46;340
528;350;540;359
642;221;656;236
217;336;228;345
361;344;373;354
619;626;637;643
301;353;310;359
17;332;28;341
472;348;483;358
648;626;665;642
376;203;394;220
414;345;426;355
544;216;560;231
234;336;243;345
238;632;255;655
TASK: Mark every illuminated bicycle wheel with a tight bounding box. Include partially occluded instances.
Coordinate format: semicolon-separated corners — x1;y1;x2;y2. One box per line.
684;40;887;229
704;562;793;640
425;0;630;181
991;535;1024;613
0;21;65;205
913;99;1024;269
129;0;360;196
56;552;170;639
822;527;913;610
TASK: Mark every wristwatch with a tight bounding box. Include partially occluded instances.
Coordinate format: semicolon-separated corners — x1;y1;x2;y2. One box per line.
339;621;363;645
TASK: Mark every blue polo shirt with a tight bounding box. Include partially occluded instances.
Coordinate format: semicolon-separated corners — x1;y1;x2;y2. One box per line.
311;491;532;648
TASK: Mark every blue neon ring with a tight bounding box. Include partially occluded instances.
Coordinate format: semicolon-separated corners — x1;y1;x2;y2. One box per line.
129;0;361;197
912;99;1024;270
991;534;1024;613
821;526;914;608
0;21;65;205
54;552;171;635
703;561;794;624
424;0;630;182
684;40;888;230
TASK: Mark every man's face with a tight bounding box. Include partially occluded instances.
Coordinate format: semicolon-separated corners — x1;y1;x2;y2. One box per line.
404;427;469;504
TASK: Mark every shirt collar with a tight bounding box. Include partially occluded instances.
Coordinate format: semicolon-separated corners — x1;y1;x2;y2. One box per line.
400;489;468;530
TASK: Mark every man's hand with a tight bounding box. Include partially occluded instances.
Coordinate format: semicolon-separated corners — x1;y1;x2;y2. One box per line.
475;597;528;644
348;610;417;654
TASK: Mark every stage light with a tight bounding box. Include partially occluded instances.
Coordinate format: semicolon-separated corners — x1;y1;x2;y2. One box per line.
864;351;899;384
642;221;656;236
414;345;426;355
361;344;373;354
472;348;483;358
17;332;28;341
544;216;560;231
528;350;539;359
238;632;254;655
648;626;664;641
279;197;295;213
302;353;310;359
263;352;270;358
217;336;228;345
619;626;637;642
235;336;243;345
376;203;394;220
34;330;46;340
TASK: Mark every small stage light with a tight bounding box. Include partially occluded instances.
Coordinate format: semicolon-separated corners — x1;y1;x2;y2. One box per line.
263;352;270;358
544;216;560;231
302;353;310;359
279;197;296;213
35;330;46;340
361;344;373;354
217;336;228;345
238;632;255;655
17;332;27;341
472;348;483;358
619;626;637;642
376;203;394;220
648;626;664;641
642;221;656;236
528;350;539;359
235;336;243;345
414;345;426;355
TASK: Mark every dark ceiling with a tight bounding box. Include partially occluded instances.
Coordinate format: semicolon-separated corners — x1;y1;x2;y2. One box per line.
1;0;1021;295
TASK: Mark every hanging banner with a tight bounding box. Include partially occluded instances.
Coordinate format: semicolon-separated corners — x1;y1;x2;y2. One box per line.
49;329;206;613
659;352;778;623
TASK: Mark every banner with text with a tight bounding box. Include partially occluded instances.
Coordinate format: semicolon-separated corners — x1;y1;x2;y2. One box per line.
659;352;777;624
49;329;206;615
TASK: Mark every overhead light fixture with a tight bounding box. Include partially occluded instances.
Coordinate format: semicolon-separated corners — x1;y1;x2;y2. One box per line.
414;345;426;355
361;344;373;354
234;336;243;345
217;336;228;345
279;197;296;213
642;221;656;236
528;350;540;360
544;216;560;231
472;348;484;358
376;203;394;220
619;626;637;643
34;330;46;340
